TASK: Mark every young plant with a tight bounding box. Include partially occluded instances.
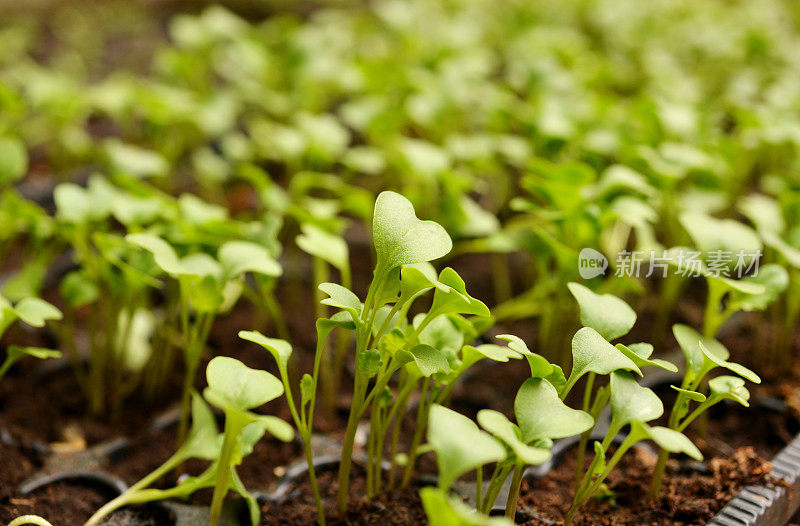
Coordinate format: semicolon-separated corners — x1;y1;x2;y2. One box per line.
84;357;292;526
421;405;508;525
127;233;281;444
0;294;62;382
566;370;701;525
565;282;677;486
477;376;593;517
648;324;760;498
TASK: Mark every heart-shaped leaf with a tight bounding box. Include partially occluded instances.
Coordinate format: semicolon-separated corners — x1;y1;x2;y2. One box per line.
399;344;451;378
708;375;750;407
319;282;362;322
477;410;551;466
728;264;788;312
427;405;506;490
515;378;594;443
182;392;221;461
256;415;295;442
204;356;284;412
373;191;452;271
126;233;186;276
629;421;702;460
218;241;282;280
567;327;641;392
568;282;636;340
609;371;663;430
296;224;349;273
238;331;293;374
11;298;62;327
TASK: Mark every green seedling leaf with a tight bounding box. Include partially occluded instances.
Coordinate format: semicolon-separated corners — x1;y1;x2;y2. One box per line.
515;378;594;443
255;415;295;443
567;327;641;392
126;233;186;276
417;315;463;359
672;324;729;381
300;374;314;410
496;334;533;357
567;282;636;340
204;356;284;412
357;348;382;379
738;194;784;234
296;224;349;273
761;231;800;268
420;487;513;526
182;392;221;461
178;193;228;224
400;263;448;301
218;241;282;280
105;139;169;178
10;298;62;327
671;386;706;402
477;410;551;465
461;344;521;367
188;275;224;313
427;405;506;490
238;331;292;373
679;211;762;256
0;137;28;184
708;375;751;407
728;264;788;312
6;345;61;362
609;371;663;430
399;344;450;377
60;270;100;307
430;268;490;317
615;343;678;372
698;342;760;384
629;421;702;460
319;282;362;322
373;191;452;271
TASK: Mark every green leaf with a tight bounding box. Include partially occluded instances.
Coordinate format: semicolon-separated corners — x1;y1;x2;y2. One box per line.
319;282;362;322
357;348;382;379
256;415;295;442
373;191;452;271
6;345;61;362
204;356;284;412
182;392;221;461
187;275;224;313
708;375;751;407
426;405;506;490
60;270;100;307
400;263;447;301
679;211;762;256
567;327;641;390
477;410;551;465
567;282;636;340
296;224;349;273
672;324;729;381
762;231;800;268
609;371;663;430
728;264;788;312
399;344;451;377
515;378;593;443
420;487;514;526
699;342;760;384
126;233;186;276
630;421;702;461
105;139;169;178
738;194;784;234
238;331;292;373
218;241;282;280
12;298;62;327
615;343;678;372
0;137;28;184
300;374;314;409
429;268;490;318
671;386;706;402
416;315;463;359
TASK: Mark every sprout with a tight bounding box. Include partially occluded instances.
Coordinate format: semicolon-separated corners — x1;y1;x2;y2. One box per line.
85;358;292;526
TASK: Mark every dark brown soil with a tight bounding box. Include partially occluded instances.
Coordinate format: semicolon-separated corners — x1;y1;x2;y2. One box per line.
517;446;775;526
261;466;427;525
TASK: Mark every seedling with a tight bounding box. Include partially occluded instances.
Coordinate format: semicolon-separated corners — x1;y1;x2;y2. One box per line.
565;370;701;525
127;233;281;444
0;294;62;382
648;324;760;497
85;357;292;526
478;376;593;517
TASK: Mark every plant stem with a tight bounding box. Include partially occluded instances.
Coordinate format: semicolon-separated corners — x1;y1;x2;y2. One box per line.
401;378;432;488
209;417;241;526
505;464;524;519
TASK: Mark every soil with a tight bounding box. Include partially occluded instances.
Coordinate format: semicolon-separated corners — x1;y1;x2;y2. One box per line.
260;466;427;525
517;446;775;526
